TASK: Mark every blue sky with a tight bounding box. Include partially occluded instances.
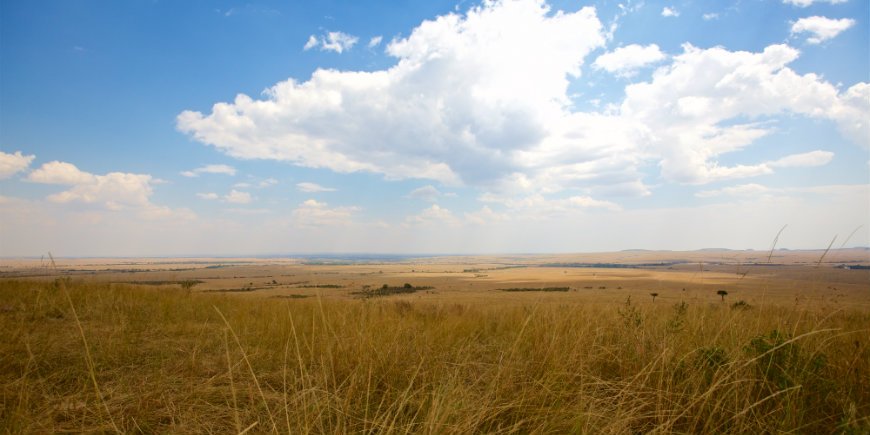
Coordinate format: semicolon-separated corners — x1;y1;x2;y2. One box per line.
1;0;868;256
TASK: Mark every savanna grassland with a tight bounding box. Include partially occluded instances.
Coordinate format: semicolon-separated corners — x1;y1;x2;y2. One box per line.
1;250;869;434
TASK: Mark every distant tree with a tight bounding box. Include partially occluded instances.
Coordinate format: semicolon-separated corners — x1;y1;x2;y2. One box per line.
717;290;728;302
650;292;659;302
403;283;413;289
382;284;389;290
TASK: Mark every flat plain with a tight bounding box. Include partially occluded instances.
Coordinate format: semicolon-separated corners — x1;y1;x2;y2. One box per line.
1;249;869;433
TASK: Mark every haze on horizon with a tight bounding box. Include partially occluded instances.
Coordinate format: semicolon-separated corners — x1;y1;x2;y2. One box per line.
1;0;868;257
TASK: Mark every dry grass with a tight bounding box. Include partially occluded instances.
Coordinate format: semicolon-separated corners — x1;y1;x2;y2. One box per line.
1;277;869;434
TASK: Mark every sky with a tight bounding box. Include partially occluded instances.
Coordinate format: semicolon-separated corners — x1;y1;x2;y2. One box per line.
1;0;868;257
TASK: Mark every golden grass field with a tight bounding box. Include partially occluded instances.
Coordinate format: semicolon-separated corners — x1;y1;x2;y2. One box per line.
1;249;869;433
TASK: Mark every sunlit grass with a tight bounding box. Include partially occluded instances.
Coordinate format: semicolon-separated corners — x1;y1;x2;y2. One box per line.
1;278;868;433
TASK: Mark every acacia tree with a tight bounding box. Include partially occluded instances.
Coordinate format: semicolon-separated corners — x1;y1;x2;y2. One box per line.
650;292;659;302
717;290;728;302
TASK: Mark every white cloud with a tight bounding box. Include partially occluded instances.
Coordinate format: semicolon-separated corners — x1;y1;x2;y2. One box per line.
224;207;271;215
407;185;443;202
661;7;679;17
180;164;236;177
291;199;358;226
28;161;95;184
480;193;621;217
621;43;869;184
223;189;252;204
702;13;719;21
685;151;834;188
24;160;190;219
593;44;666;76
791;16;855;44
323;31;359;53
696;182;862;201
783;0;848;7
45;173;152;208
406;204;458;226
178;0;607;190
304;35;318;51
767;150;834;167
296;182;336;192
616;1;644;16
0;150;35;179
464;205;509;225
178;1;869;199
258;178;278;187
696;183;772;198
304;31;359;53
201;189;261;203
368;36;383;48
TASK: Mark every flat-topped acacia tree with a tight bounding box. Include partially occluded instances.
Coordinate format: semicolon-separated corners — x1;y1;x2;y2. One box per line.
717;290;728;302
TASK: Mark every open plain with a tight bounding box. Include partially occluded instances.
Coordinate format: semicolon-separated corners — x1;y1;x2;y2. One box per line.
1;249;869;433
3;248;869;307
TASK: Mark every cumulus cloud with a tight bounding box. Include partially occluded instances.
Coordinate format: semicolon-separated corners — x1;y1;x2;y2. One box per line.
791;16;855;44
199;190;258;203
223;189;252;204
593;44;666;76
783;0;847;7
28;161;95;184
296;182;335;192
46;173;153;208
661;7;679;17
180;164;236;177
407;185;443;202
406;204;458;226
621;43;868;183
368;36;383;48
303;31;359;53
178;0;869;200
25;160;190;219
464;205;509;225
258;178;278;187
0;150;35;179
178;0;606;190
291;199;358;226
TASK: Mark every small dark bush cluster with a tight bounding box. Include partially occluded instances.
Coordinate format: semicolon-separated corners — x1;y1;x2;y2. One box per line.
178;280;203;290
731;300;752;310
353;283;434;298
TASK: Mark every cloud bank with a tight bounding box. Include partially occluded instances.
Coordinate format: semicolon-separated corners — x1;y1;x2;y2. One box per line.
178;0;867;199
26;160;190;219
